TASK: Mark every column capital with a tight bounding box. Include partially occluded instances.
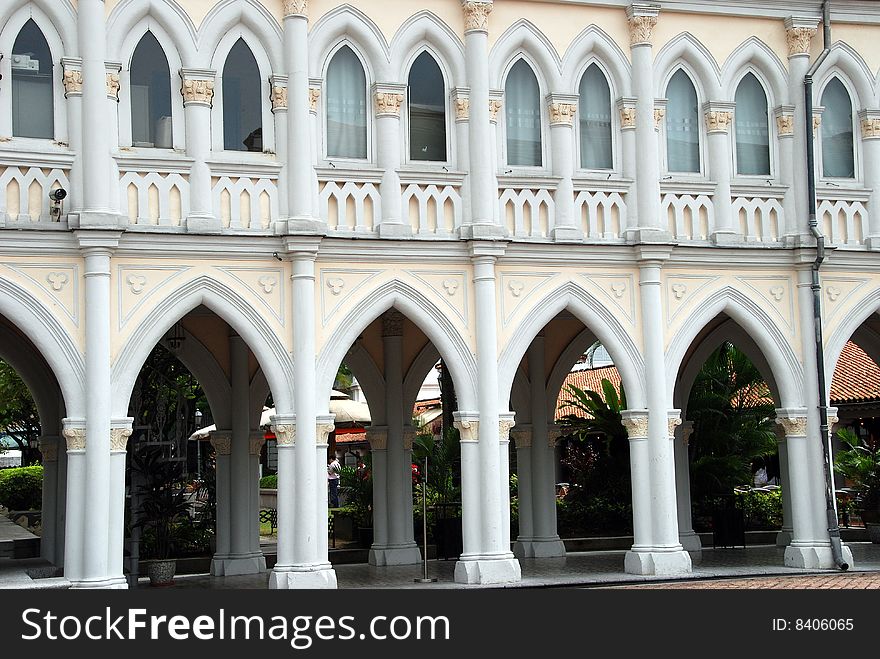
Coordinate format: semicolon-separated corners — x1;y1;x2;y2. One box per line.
373;83;407;118
62;58;83;98
39;436;61;462
105;61;122;102
621;410;649;439
547;94;578;127
703;102;735;134
453;412;480;442
617;97;637;130
110;417;134;453
774;105;795;137
680;420;694;445
626;4;660;47
270;75;289;113
402;427;417;451
250;431;267;456
382;309;405;337
499;413;516;444
462;1;493;34
775;408;809;437
784;17;819;58
468;240;506;260
489;89;504;124
812;106;824;135
210;429;233;455
365;426;388;450
62;418;86;452
309;78;322;114
180;68;216;107
316;415;336;447
270;414;296;446
452;88;470;122
281;235;323;257
667;409;682;437
546;423;562;448
282;0;308;19
510;425;532;448
653;99;667;131
634;243;674;264
859;109;880;140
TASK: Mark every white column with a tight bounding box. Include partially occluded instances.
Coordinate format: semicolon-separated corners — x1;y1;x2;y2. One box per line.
271;77;290;220
626;4;667;240
61;419;86;582
547;95;582;241
75;232;125;588
617;97;638;235
75;0;117;227
180;69;219;233
209;430;232;574
108;418;132;583
62;59;84;214
315;418;334;561
249;431;266;559
106;62;122;217
370;312;420;565
309;79;322;218
267;420;294;567
859;110;880;248
704;102;737;243
38;435;61;565
784;17;819;245
775;426;794;546
674;421;701;551
511;426;534;558
621;411;652;553
499;413;515;552
366;427;389;559
454;411;481;558
453;88;472;224
460;1;504;238
774;106;796;240
455;242;521;584
374;84;410;238
271;238;336;589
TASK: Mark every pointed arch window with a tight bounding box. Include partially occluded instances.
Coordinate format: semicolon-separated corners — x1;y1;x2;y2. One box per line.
734;73;770;176
223;39;262;152
408;52;447;162
821;78;855;179
12;19;54;139
505;60;542;167
579;64;613;170
130;32;172;148
666;70;700;173
326;46;367;159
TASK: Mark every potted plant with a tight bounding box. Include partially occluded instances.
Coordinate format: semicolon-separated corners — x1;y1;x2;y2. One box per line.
834;428;880;543
131;445;192;585
339;461;372;547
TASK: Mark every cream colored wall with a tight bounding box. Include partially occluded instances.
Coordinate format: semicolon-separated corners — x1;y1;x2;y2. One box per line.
821;271;880;350
311;0;463;38
831;25;880;76
542;315;590;382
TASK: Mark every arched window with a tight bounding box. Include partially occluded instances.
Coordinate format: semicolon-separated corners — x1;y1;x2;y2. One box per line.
666;70;700;173
130;32;172;148
821;78;855;179
734;73;770;176
326;46;367;159
408;52;446;162
579;64;612;170
223;39;262;152
12;19;54;139
505;60;542;167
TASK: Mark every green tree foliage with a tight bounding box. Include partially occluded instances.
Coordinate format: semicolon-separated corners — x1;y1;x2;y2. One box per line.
834;427;880;519
0;465;43;510
0;359;40;457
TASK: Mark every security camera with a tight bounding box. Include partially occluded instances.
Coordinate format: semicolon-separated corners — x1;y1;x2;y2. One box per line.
49;188;67;202
49;188;67;221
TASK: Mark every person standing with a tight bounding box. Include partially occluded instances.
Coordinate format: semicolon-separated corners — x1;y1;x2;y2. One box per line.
328;454;341;508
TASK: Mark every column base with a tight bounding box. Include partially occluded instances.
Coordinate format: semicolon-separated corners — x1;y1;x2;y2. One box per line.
551;226;584;242
68;211;125;229
865;235;880;250
776;528;792;547
210;553;266;576
678;531;703;552
710;230;742;245
186;214;221;234
368;544;423;566
781;232;814;248
277;217;328;235
454;553;521;584
69;575;129;589
624;548;692;576
269;564;337;589
458;223;507;240
784;543;854;570
625;228;674;243
512;537;567;558
377;223;413;238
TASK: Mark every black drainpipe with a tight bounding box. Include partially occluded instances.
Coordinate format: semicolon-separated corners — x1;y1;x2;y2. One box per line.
804;0;848;570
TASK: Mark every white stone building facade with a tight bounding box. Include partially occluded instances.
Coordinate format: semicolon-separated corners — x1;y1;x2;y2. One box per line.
1;0;879;588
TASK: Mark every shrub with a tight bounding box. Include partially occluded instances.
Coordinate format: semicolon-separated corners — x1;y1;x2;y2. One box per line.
0;465;43;511
259;474;277;489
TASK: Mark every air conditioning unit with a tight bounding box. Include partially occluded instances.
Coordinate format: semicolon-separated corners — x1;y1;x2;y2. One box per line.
11;54;39;71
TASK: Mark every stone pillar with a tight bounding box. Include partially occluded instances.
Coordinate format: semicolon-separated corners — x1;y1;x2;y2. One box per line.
775;424;794;546
704;103;736;243
267;420;294;567
370;312;421;565
308;80;322;217
774;105;796;239
271;76;290;220
460;1;504;238
511;426;534;558
283;2;323;232
61;419;86;582
105;62;122;217
674;421;701;551
180;69;218;233
784;17;819;245
108;418;132;583
455;241;521;584
626;4;667;240
499;412;515;552
617;97;638;234
454;412;481;558
249;431;267;558
547;95;582;241
374;84;410;237
62;59;84;214
859;110;880;248
38;435;61;565
315;417;334;561
621;410;652;553
452;88;472;224
366;426;389;557
209;429;233;573
75;0;117;227
271;238;336;589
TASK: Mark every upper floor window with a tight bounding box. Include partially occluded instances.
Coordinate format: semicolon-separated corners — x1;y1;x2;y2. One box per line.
666;70;700;174
734;73;770;176
12;19;53;139
505;60;542;167
223;39;262;152
326;46;367;159
408;52;446;162
579;64;612;170
821;78;855;179
130;32;172;149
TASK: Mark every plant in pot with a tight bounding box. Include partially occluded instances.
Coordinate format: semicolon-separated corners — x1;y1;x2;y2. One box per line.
834;427;880;543
131;445;192;585
339;461;372;547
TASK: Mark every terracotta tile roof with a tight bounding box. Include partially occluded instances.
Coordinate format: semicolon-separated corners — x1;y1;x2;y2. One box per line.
335;431;366;444
556;366;622;419
830;341;880;404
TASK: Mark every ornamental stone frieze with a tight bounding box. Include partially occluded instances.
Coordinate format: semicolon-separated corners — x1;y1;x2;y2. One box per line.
776;415;808;437
462;1;493;33
859;110;880;139
626;4;660;47
62;59;83;97
110;426;133;453
704;104;734;134
180;71;216;106
784;17;819;57
210;430;233;455
272;424;296;447
282;0;308;18
547;95;578;126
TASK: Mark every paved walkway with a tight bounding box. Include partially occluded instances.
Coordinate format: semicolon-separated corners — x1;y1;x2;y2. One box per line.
610;572;880;589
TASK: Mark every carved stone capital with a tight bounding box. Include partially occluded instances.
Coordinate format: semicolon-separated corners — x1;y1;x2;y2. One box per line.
462;1;493;34
859;110;880;139
403;427;417;451
626;5;660;47
452;88;470;121
704;103;734;133
654;106;666;130
546;424;562;449
106;72;121;102
366;426;388;450
62;422;86;452
272;425;296;446
282;0;308;18
110;426;133;453
249;431;267;456
62;59;83;97
680;421;694;445
309;81;322;113
621;411;649;439
776;415;808;438
510;427;532;449
667;412;682;437
548;95;577;126
617;97;637;130
316;421;336;446
180;70;216;107
489;98;503;123
374;88;406;117
812;107;824;134
454;415;480;442
774;105;795;137
382;309;405;337
39;437;60;463
210;430;233;456
784;17;818;57
499;415;516;444
270;77;288;112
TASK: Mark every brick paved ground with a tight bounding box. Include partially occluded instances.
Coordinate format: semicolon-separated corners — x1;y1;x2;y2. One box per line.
609;571;880;589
